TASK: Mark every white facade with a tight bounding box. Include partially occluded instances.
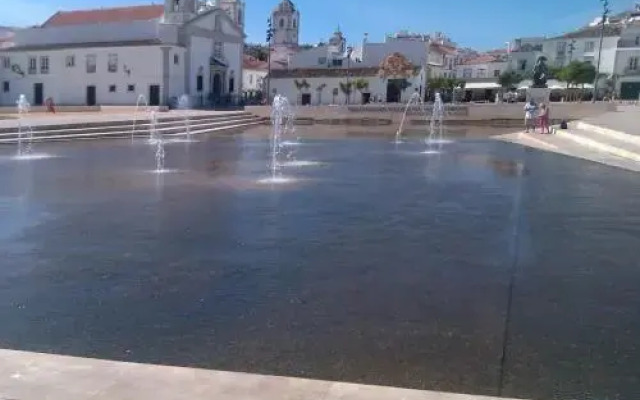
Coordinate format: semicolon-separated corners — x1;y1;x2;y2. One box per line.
542;36;620;73
270;70;425;105
243;68;267;92
456;60;509;80
0;2;244;106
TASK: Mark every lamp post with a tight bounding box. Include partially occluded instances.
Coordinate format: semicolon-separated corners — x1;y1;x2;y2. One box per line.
593;0;610;102
345;46;353;104
265;18;274;104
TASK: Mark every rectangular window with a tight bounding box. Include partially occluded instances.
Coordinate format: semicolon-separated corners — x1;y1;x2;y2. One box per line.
40;56;49;74
2;81;8;92
318;57;327;65
556;41;566;56
493;69;501;77
174;54;179;65
66;55;75;67
463;68;472;78
127;84;136;92
636;36;640;46
28;57;37;74
249;74;253;84
108;53;117;73
331;58;343;67
584;41;595;52
86;54;96;73
109;85;116;93
629;57;639;70
519;59;527;71
477;68;486;78
1;56;9;69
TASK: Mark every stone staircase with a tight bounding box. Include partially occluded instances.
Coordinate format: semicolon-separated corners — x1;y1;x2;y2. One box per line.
496;119;640;172
554;121;640;163
0;112;263;144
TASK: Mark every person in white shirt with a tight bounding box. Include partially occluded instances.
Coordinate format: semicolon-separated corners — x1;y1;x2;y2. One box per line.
524;100;537;133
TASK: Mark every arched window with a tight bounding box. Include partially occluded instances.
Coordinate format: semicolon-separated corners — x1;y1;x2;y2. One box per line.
279;18;284;28
293;19;297;28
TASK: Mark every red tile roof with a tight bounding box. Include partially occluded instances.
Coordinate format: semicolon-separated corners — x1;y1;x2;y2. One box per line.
431;43;457;55
243;55;269;70
42;5;164;27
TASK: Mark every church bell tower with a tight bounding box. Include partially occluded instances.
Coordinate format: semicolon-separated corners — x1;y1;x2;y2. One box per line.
163;0;197;24
271;0;299;47
214;0;245;31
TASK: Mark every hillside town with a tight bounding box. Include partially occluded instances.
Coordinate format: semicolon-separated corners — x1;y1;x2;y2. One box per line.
0;0;640;107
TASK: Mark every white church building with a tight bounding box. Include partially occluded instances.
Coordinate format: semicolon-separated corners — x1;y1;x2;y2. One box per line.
0;0;246;107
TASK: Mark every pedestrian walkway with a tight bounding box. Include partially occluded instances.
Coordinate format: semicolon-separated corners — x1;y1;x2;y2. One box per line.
0;349;523;400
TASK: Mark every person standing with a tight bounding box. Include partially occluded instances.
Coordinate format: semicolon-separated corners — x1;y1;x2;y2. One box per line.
538;103;550;134
524;100;537;133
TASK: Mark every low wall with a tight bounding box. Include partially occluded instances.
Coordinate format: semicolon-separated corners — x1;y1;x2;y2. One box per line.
247;103;616;126
0;105;170;115
0;105;102;114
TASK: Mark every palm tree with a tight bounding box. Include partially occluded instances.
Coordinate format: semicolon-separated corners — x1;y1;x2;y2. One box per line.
294;79;310;104
353;78;370;104
315;83;327;105
339;82;353;104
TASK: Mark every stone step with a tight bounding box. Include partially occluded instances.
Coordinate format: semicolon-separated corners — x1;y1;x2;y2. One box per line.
0;117;262;144
575;121;640;147
0;115;259;139
494;131;640;173
556;128;640;163
0;111;254;134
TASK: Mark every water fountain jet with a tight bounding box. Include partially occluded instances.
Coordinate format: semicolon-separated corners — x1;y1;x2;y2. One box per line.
395;91;423;143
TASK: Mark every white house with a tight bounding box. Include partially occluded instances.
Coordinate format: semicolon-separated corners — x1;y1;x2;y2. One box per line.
272;29;456;104
615;23;640;99
269;64;426;106
242;54;267;93
0;0;245;107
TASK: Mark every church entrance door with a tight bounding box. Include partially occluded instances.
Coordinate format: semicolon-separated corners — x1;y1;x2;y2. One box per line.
149;85;160;106
212;73;222;100
86;86;96;106
33;83;44;106
386;80;402;103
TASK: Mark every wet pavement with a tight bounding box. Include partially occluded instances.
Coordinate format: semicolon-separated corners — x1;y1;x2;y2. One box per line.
0;128;639;400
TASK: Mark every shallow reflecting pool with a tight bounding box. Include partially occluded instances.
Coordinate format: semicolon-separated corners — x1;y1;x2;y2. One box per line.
0;127;639;399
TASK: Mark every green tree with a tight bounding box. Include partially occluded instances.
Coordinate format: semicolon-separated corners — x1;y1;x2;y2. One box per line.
339;81;353;103
498;70;523;90
563;61;596;100
353;78;370;104
244;43;269;61
315;83;327;105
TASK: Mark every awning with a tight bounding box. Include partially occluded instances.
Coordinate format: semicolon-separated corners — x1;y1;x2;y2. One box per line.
464;82;501;90
517;79;594;90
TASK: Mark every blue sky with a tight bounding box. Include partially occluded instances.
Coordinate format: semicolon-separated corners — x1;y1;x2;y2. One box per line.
2;0;638;50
